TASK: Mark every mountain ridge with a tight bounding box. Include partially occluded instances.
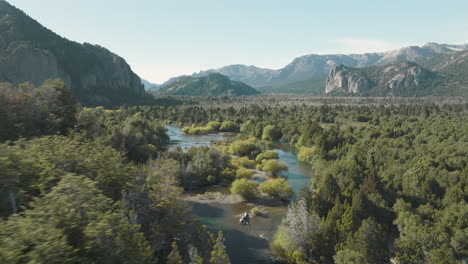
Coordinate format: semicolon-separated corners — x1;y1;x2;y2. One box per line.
0;0;145;105
163;43;468;94
157;73;259;96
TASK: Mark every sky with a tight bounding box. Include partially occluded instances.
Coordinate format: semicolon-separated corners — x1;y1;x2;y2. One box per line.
7;0;468;84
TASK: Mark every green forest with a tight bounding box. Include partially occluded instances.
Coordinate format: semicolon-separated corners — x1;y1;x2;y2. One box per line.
1;80;467;264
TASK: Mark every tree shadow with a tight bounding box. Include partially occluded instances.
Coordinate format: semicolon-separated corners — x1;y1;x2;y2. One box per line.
215;227;271;264
189;202;225;218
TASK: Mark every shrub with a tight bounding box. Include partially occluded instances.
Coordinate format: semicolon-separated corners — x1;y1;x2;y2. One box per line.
297;146;315;162
220;121;238;132
251;206;265;216
228;140;260;158
261;159;288;176
256;150;279;162
231;157;256;168
260;178;293;200
230;179;259;199
262;125;280;141
236;167;254;179
206;121;222;131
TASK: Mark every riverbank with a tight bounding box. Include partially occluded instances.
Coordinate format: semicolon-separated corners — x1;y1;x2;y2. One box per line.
167;124;312;264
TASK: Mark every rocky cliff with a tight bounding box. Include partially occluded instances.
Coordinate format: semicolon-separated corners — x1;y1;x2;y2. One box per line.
0;1;144;105
325;62;437;96
325;65;371;94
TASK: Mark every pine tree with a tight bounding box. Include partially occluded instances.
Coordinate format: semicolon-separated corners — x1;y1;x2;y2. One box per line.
210;231;230;264
167;241;183;264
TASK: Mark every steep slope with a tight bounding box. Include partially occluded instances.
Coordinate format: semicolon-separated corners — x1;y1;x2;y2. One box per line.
325;62;437;96
157;73;260;96
0;1;144;105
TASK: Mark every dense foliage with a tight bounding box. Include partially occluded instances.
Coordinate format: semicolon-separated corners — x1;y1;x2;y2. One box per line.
124;98;467;263
0;85;231;264
1;83;467;263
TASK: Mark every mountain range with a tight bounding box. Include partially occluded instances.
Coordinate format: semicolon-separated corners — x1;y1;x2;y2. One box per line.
1;0;467;99
0;1;145;105
165;43;468;95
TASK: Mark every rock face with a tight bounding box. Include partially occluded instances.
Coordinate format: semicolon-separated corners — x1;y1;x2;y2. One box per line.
325;65;370;94
0;1;144;105
157;73;260;96
325;62;435;96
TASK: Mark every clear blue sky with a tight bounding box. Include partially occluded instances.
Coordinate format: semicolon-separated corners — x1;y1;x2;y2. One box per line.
7;0;468;83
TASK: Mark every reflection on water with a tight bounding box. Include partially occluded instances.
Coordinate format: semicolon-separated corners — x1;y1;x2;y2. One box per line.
189;201;286;264
274;146;313;200
166;125;225;151
166;125;312;264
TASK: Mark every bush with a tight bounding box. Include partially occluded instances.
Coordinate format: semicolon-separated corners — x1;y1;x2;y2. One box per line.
260;178;293;200
230;179;259;199
262;125;280;141
256;150;279;162
182;126;210;135
206;121;222;131
250;206;265;216
228;139;261;158
231;157;256;168
297;146;315;162
220;121;238;132
236;167;254;179
261;159;288;176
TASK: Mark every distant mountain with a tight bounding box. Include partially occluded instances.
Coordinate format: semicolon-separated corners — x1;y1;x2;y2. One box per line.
157;73;259;96
141;79;160;91
325;50;468;97
0;1;145;105
195;65;278;87
165;43;468;94
257;76;325;95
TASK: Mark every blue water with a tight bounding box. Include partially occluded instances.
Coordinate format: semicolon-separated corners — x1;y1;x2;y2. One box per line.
166;125;225;151
274;148;312;200
166;125;312;264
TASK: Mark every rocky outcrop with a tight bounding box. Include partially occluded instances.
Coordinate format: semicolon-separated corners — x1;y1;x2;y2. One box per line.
325;65;370;94
158;73;260;96
325;62;436;96
0;43;72;88
0;1;144;105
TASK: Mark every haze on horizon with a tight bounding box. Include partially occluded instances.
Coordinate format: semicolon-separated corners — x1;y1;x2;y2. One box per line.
6;0;468;84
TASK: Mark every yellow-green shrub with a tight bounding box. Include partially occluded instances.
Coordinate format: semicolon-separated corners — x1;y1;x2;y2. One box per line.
231;157;256;168
256;150;279;162
230;179;259;199
236;167;254;179
259;178;292;200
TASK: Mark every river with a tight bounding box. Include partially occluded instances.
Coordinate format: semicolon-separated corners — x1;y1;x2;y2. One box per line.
166;125;312;264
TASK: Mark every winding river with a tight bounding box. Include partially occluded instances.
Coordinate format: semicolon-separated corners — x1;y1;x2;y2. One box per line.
166;125;313;264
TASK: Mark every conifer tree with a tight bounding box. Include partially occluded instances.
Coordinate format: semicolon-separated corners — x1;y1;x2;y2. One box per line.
167;241;183;264
210;231;230;264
